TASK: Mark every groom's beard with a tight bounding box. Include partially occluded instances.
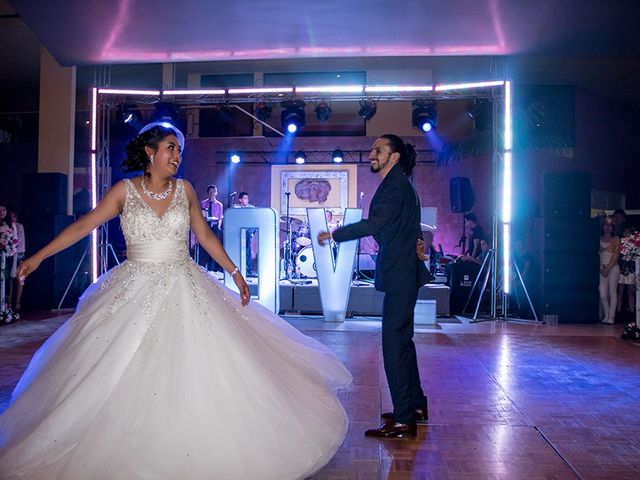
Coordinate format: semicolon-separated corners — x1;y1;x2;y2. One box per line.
370;163;380;173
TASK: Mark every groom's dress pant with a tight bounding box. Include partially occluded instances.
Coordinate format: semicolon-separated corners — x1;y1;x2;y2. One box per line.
382;287;428;425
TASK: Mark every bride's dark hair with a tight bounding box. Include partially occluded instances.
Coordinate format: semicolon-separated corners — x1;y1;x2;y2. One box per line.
122;126;176;173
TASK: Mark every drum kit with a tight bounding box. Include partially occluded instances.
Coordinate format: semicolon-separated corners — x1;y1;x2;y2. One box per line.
281;216;316;278
280;215;342;279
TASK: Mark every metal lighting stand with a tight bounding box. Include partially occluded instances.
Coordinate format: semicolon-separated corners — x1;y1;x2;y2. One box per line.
462;249;538;323
457;65;542;325
283;191;296;280
58;70;121;309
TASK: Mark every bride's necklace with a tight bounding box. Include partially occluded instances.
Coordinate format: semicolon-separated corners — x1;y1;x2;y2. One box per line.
141;178;172;201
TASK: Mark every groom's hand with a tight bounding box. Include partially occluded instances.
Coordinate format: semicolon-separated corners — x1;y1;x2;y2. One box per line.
317;231;332;246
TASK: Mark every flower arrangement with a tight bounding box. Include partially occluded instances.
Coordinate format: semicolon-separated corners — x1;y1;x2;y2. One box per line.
1;309;19;325
619;232;640;262
0;224;18;257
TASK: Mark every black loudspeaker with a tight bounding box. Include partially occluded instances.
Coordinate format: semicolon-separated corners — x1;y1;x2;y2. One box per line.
21;172;67;215
542;218;600;253
540;287;599;323
450;177;475;213
543;172;591;218
446;261;481;314
542;253;599;288
21;214;90;309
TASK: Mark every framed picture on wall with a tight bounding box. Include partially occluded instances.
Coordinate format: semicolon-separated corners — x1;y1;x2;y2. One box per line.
270;164;358;218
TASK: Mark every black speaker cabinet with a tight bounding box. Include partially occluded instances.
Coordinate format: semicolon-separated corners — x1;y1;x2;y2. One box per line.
543;171;591;218
540;287;599;323
450;177;475;213
21;172;67;215
446;261;481;314
542;252;599;289
542;218;599;254
21;214;90;309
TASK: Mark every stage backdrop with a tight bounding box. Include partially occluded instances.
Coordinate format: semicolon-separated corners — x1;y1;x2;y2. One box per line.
270;164;359;219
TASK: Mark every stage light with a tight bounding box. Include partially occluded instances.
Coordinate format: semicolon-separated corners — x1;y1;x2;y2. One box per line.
152;101;179;123
358;99;377;121
230;153;241;164
281;100;305;134
412;99;438;133
315;101;332;121
255;101;272;121
467;98;492;131
120;103;142;128
294;151;306;164
332;149;343;163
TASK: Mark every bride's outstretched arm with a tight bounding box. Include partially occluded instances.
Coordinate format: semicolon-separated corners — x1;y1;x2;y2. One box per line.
184;181;250;305
16;181;126;281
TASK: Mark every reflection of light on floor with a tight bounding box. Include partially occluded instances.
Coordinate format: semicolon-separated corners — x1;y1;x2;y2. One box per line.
496;335;512;390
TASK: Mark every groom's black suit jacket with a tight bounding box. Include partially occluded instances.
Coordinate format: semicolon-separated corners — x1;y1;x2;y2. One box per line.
332;164;430;292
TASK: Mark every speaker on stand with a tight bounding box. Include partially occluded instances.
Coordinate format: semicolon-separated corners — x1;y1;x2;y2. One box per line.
450;177;475;254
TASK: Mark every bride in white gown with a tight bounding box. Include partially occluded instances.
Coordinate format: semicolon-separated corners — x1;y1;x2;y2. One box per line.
0;123;352;480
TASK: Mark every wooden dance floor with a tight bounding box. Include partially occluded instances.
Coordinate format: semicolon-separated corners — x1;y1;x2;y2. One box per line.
1;313;639;479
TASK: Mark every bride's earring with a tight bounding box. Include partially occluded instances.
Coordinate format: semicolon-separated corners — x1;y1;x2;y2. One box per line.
149;155;154;165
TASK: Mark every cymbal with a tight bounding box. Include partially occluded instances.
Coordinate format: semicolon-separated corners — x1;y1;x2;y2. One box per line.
420;223;436;231
280;216;303;227
206;216;219;222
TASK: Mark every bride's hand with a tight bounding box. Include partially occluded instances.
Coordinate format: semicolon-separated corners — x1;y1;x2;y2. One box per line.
16;256;42;285
233;272;251;306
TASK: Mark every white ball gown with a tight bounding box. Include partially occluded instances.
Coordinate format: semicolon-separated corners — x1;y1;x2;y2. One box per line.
0;179;352;480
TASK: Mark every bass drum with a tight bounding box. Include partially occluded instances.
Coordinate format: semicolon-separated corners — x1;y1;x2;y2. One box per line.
295;247;316;278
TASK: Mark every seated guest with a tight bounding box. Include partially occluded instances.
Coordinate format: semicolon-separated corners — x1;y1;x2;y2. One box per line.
459;238;490;265
465;213;485;258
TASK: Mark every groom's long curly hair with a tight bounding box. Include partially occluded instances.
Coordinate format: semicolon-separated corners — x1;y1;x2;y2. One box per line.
380;134;417;176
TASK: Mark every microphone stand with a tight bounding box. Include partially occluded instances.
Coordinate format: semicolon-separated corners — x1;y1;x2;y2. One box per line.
284;191;293;280
458;212;467;254
354;192;364;282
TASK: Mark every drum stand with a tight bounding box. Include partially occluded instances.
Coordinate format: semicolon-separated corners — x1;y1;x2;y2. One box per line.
462;248;539;323
283;191;296;280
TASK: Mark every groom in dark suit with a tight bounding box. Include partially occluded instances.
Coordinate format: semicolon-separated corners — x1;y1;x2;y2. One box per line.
318;134;430;438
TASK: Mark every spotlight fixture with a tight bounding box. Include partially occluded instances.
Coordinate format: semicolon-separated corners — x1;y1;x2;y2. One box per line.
120;103;141;124
230;153;241;164
412;99;438;133
255;101;272;122
332;149;344;163
281;99;306;134
120;103;142;129
466;98;492;132
212;103;233;123
152;101;179;123
294;151;306;164
358;99;377;121
315;101;332;121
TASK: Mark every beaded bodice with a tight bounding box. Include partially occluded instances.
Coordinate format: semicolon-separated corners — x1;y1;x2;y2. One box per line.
121;178;190;247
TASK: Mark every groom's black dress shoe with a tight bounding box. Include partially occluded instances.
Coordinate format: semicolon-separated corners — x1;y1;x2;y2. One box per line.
364;419;417;438
380;407;428;424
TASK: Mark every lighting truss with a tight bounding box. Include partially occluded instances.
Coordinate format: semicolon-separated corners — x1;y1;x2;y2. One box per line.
90;80;513;316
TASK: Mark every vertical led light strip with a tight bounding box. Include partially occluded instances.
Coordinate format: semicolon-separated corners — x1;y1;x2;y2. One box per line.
90;87;98;283
502;81;513;294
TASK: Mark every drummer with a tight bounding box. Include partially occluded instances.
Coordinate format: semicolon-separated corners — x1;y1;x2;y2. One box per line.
199;184;224;272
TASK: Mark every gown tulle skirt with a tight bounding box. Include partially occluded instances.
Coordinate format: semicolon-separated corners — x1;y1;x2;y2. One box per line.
0;242;351;480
